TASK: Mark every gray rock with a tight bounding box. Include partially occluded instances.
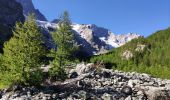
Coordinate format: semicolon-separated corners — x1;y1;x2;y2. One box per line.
122;50;133;60
146;88;168;100
128;79;140;87
121;86;133;96
125;96;132;100
165;83;170;90
101;93;113;100
75;63;94;75
77;90;87;99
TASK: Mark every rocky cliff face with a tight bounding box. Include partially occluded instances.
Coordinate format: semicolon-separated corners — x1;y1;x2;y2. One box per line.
16;0;47;21
0;0;25;52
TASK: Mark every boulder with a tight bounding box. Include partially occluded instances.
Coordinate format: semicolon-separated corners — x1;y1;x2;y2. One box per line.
101;93;113;100
75;63;94;75
121;86;133;96
146;88;168;100
128;79;141;87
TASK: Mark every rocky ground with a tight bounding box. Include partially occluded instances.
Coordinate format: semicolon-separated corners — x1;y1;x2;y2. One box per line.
1;63;170;100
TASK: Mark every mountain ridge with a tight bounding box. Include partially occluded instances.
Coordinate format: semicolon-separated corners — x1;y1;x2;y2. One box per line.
16;0;47;21
37;20;142;55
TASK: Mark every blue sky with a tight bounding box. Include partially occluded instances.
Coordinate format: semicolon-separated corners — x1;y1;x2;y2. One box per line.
33;0;170;37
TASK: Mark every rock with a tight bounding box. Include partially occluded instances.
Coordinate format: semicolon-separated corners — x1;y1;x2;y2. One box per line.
102;71;111;78
101;93;113;100
77;90;87;99
146;89;168;100
0;90;2;99
122;50;133;60
1;63;170;100
12;84;23;92
136;90;147;100
125;96;131;100
16;0;47;21
75;63;94;75
165;83;170;90
128;79;140;87
135;44;146;51
121;86;133;96
118;82;126;87
103;81;113;86
69;71;78;79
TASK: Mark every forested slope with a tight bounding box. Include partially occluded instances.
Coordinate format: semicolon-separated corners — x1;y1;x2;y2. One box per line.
90;28;170;79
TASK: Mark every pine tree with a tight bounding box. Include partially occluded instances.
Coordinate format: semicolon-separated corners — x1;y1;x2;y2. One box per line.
50;11;77;81
0;15;46;87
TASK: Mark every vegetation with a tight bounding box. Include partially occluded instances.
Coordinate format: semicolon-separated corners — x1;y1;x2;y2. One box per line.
0;15;46;88
90;28;170;79
0;8;169;90
49;11;78;81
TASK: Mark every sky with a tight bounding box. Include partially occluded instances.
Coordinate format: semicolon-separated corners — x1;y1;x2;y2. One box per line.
33;0;170;37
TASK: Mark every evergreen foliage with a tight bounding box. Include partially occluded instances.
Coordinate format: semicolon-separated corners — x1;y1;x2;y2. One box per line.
0;15;46;88
49;11;78;81
90;28;170;79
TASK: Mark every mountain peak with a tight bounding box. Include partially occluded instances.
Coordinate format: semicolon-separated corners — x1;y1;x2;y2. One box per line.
37;21;142;55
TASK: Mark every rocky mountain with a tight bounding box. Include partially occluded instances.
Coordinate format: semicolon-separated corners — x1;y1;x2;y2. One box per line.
16;0;47;21
0;0;25;52
0;0;141;55
37;21;141;55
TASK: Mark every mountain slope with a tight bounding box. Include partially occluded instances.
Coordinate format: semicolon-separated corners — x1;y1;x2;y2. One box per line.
0;0;141;56
37;21;141;56
11;0;141;56
90;28;170;79
0;0;24;52
16;0;47;21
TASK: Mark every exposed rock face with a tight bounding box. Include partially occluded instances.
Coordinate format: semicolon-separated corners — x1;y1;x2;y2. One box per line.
37;21;142;56
1;64;170;100
0;0;25;51
135;44;146;51
16;0;47;21
122;50;133;60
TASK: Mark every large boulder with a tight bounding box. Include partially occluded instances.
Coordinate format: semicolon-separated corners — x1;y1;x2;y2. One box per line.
146;88;168;100
75;63;95;75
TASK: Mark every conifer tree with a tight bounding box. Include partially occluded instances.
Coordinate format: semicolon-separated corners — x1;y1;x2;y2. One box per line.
50;11;77;81
0;15;46;86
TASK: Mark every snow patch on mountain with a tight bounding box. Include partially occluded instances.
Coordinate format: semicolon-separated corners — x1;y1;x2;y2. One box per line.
37;21;142;55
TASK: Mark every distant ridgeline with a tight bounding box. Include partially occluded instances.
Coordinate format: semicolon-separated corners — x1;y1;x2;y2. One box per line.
90;28;170;79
